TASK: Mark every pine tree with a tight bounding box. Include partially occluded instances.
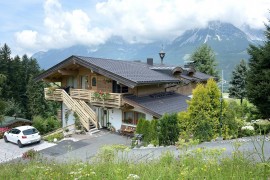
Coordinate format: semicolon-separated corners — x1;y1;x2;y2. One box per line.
246;20;270;118
228;59;248;105
189;44;219;77
0;44;12;99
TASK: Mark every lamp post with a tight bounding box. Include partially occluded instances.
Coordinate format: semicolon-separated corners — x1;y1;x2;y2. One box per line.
159;45;166;65
219;70;224;138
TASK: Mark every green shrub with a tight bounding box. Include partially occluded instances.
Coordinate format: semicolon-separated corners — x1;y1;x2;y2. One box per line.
33;116;61;135
158;113;180;146
135;118;145;134
43;132;64;142
254;120;270;134
22;149;39;160
239;128;255;137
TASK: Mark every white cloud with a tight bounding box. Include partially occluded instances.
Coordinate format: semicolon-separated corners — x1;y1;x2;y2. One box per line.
14;0;112;54
96;0;270;42
15;30;38;48
14;0;270;55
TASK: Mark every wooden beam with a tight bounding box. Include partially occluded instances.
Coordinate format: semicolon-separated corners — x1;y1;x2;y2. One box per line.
44;77;62;82
58;69;78;76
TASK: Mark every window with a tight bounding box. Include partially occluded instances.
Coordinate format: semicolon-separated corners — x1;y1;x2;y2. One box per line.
123;111;146;125
23;128;39;135
92;77;96;87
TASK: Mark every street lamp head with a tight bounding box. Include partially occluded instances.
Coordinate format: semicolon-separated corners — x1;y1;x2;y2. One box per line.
159;49;165;65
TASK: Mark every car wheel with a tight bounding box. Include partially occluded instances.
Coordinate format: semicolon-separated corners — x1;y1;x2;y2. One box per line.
4;136;8;143
18;140;23;148
36;140;40;144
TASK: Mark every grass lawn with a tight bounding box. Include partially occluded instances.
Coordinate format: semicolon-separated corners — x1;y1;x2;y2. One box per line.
0;146;269;180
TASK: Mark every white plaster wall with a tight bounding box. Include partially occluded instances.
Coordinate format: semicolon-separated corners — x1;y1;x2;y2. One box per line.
62;103;75;128
108;108;122;130
107;107;153;129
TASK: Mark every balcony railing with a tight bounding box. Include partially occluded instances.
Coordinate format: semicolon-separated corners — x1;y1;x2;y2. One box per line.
44;88;63;101
70;89;123;108
44;88;123;108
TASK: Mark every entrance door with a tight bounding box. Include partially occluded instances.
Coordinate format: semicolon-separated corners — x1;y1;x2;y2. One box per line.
98;108;108;128
81;76;88;89
67;76;78;88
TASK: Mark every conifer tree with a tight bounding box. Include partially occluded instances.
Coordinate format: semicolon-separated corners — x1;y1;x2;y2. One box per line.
186;79;223;141
189;44;219;77
246;20;270;118
229;59;248;105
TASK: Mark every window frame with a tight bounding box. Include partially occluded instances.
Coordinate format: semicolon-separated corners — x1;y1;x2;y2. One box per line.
122;111;146;125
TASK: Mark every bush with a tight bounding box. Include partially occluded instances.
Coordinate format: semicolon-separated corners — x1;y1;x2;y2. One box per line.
43;132;64;142
0;127;10;139
22;149;39;160
254;120;270;134
239;127;255;137
135;118;145;134
135;119;159;146
222;101;245;139
33;116;61;135
158;113;180;146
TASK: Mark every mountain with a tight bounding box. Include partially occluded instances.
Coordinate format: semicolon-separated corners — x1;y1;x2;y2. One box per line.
32;21;265;83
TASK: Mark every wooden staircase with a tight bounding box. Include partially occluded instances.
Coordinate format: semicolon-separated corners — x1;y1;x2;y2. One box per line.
61;90;98;131
44;88;101;132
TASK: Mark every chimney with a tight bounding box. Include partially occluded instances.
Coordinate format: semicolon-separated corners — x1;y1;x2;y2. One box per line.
147;58;153;66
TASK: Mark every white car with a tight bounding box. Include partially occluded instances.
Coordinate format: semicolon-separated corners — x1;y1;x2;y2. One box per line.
3;126;41;148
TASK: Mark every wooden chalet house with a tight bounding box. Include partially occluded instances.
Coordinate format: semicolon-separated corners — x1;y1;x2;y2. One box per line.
34;55;212;132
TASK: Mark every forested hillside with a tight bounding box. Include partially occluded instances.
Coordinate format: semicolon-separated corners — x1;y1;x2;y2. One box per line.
0;44;58;120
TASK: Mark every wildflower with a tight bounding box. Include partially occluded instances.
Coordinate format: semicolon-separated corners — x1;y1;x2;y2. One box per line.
127;174;140;179
241;125;254;131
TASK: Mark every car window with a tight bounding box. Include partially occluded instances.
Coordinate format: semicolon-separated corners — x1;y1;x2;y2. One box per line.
23;128;38;135
14;129;21;134
9;129;19;134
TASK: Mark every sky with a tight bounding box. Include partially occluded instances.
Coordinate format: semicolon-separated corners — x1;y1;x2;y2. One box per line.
0;0;269;56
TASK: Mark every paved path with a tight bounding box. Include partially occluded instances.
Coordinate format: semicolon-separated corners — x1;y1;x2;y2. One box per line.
39;131;270;163
0;139;55;163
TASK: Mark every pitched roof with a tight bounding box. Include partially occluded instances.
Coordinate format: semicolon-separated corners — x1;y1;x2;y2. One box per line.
123;92;189;118
34;55;180;88
0;116;32;128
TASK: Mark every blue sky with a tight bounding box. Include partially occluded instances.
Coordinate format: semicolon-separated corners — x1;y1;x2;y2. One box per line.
0;0;269;56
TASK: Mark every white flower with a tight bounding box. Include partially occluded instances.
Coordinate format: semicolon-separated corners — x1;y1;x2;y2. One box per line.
241;125;254;131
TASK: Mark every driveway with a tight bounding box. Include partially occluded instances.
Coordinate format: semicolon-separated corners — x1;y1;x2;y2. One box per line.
39;130;131;162
2;130;269;164
0;139;55;163
38;130;270;163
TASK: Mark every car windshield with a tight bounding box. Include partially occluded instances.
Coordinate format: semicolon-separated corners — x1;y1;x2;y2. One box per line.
23;128;39;135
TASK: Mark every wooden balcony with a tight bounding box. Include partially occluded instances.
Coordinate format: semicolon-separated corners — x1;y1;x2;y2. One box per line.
70;89;123;108
44;88;124;108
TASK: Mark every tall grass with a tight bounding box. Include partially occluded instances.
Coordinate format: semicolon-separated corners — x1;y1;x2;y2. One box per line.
0;146;269;180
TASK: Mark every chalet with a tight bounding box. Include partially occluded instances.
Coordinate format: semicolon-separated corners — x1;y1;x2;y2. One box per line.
34;54;212;133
